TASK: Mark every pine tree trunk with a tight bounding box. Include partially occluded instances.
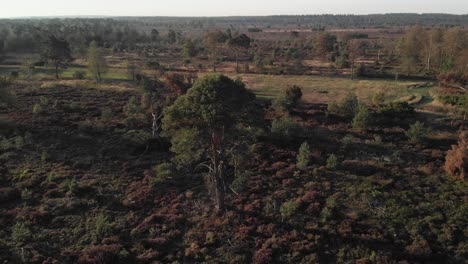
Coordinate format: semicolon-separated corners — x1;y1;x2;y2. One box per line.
55;63;59;79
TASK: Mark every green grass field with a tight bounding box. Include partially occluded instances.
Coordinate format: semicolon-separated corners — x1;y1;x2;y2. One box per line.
232;74;434;106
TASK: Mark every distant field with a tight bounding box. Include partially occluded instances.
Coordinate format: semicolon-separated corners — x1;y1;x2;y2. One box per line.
233;74;435;106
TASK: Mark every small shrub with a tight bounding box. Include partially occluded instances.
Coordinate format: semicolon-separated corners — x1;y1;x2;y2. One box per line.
231;171;250;193
39;96;49;106
378;101;414;117
352;102;369;130
101;107;113;123
32;104;42;115
125;96;141;117
271;115;301;141
327;93;358;117
296;141;311;170
64;177;78;194
326;154;338;170
11;222;31;244
341;135;354;149
73;70;86;80
21;188;33;201
405;121;430;143
70;101;81;110
273;85;303;112
150;163;173;188
87;214;112;244
280;200;299;221
372;91;386;105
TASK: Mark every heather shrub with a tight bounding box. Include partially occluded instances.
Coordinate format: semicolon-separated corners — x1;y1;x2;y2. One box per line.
445;131;467;181
271;115;301;140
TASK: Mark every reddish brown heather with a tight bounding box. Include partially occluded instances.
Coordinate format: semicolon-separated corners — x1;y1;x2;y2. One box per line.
444;131;468;181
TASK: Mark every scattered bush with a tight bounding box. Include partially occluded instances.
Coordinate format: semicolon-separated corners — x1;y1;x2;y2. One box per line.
124;96;141;117
271;115;301;141
326;154;338;170
377;101;414;117
231;171;250;193
39;96;49;106
32;104;42;115
445;131;467;181
273;85;303;112
405;121;430;143
11;222;31;244
327;93;358;117
372;91;386;105
21;188;33;201
73;70;87;80
296;141;311;170
352;102;369;130
150;163;173;188
280;200;299;221
87;214;112;244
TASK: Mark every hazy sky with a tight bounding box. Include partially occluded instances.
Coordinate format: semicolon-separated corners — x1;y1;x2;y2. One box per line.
1;0;467;17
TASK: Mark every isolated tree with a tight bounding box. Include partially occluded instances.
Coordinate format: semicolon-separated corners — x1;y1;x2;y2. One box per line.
183;39;198;58
316;33;337;58
167;29;177;44
352;101;369;131
296;142;311;170
0;77;14;106
126;60;138;81
141;77;166;138
205;31;229;72
87;41;108;82
41;35;72;79
228;34;251;72
162;74;262;210
398;26;426;74
150;29;160;44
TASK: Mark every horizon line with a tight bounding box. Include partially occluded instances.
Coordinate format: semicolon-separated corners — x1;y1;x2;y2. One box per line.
1;12;468;19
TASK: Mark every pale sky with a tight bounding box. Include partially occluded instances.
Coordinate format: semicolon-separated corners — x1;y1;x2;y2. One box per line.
0;0;467;18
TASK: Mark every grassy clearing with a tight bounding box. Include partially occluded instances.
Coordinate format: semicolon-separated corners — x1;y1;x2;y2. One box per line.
233;74;435;106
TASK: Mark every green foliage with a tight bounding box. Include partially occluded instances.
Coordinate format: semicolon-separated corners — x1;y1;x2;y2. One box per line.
326;154;338;170
271;115;301;141
124;96;141;117
39;96;49;106
327;93;358;117
280;200;299;221
230;171;250;193
11;222;32;244
378;101;415;117
32;103;43;115
296;142;311;170
372;91;387;105
63;177;78;194
437;94;468;107
21;188;33;201
150;163;174;188
73;70;86;80
87;41;108;82
87;214;112;244
183;39;198;57
352;102;369;130
273;85;303;112
405;121;430;143
162;74;262;167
